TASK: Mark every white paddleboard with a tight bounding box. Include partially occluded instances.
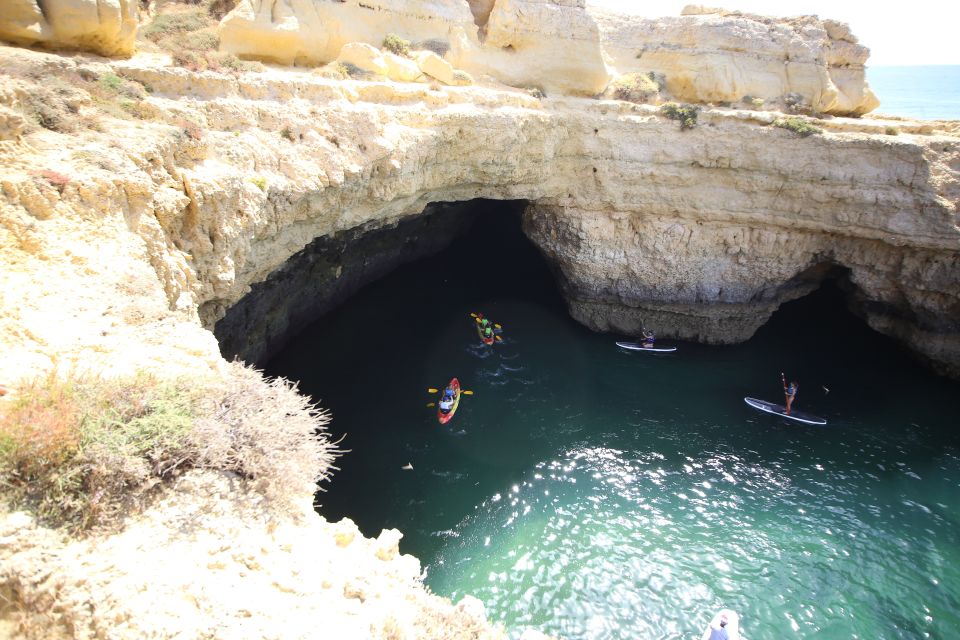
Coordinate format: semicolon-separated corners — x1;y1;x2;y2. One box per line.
701;609;740;640
616;341;677;353
744;397;827;425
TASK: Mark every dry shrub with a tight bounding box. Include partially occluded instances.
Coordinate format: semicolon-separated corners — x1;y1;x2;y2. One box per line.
20;78;87;133
0;363;338;530
187;363;337;504
141;10;209;43
314;62;349;80
207;0;238;19
340;62;374;80
609;72;661;104
171;49;260;74
414;38;450;57
11;66;153;134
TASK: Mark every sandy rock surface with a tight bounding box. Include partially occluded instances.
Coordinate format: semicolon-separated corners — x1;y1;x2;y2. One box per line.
0;471;505;639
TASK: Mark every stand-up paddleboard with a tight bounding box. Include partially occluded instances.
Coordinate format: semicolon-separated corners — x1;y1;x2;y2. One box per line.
616;341;677;353
744;397;827;425
701;609;741;640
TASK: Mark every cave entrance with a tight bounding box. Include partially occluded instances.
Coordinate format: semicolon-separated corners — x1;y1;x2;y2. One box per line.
213;199;557;367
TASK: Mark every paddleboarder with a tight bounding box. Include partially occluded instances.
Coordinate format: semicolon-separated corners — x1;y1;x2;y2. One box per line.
641;329;655;348
782;373;798;415
706;614;730;640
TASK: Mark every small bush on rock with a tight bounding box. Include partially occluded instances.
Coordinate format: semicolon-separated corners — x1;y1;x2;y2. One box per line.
609;72;661;104
382;33;411;57
660;102;700;130
774;116;822;137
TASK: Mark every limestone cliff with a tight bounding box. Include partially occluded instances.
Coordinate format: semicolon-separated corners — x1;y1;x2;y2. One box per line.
590;5;879;115
1;1;959;636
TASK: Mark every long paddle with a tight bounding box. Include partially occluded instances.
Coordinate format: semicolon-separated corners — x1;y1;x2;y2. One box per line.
470;312;502;329
427;388;474;395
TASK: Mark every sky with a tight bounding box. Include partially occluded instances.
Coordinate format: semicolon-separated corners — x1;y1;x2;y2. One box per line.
587;1;960;66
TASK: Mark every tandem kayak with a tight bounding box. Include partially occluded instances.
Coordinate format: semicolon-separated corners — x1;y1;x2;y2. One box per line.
438;378;461;425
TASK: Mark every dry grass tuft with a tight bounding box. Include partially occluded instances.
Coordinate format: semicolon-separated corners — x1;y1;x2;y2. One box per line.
0;363;338;531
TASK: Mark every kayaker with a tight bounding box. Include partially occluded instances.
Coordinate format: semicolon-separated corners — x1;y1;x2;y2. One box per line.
641;329;655;348
482;324;494;340
439;386;456;413
782;373;798;415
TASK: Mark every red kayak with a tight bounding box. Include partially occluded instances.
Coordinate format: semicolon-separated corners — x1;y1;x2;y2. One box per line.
437;378;461;424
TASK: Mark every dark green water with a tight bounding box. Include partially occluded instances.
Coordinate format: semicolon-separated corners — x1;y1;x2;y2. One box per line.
266;206;960;639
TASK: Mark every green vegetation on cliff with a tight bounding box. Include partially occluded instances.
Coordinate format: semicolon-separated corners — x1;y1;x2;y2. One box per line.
0;364;337;531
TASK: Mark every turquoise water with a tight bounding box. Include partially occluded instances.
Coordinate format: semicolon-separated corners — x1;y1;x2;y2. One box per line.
266;208;960;639
868;65;960;120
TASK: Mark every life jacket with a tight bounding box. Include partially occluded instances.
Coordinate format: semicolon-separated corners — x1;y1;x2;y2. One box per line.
786;384;797;396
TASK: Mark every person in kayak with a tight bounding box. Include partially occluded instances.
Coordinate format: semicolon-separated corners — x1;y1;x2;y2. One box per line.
439;386;456;413
482;324;494;340
782;373;798;415
641;329;655;348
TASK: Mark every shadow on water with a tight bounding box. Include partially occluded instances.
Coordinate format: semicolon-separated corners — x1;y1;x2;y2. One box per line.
265;201;960;639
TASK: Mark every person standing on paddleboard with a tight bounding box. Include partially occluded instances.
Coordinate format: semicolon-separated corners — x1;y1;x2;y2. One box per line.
641;329;655;348
782;373;798;415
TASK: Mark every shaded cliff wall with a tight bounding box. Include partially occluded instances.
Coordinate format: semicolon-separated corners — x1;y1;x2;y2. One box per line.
215;201;477;365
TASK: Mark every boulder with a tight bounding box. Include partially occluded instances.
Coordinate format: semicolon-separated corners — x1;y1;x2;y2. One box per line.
383;51;423;82
0;0;138;57
337;42;389;77
416;50;455;84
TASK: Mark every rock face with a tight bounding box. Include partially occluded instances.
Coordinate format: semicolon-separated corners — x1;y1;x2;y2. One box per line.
0;0;138;57
219;1;877;113
1;41;956;389
219;0;611;95
590;6;879;115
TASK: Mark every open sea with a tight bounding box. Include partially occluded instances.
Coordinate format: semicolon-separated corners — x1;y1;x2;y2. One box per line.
868;65;960;120
266;208;960;639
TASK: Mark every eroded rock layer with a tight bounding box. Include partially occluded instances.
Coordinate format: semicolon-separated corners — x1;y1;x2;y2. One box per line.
1;44;957;386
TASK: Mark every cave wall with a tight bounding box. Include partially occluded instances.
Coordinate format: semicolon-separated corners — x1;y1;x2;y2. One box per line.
215;202;477;366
